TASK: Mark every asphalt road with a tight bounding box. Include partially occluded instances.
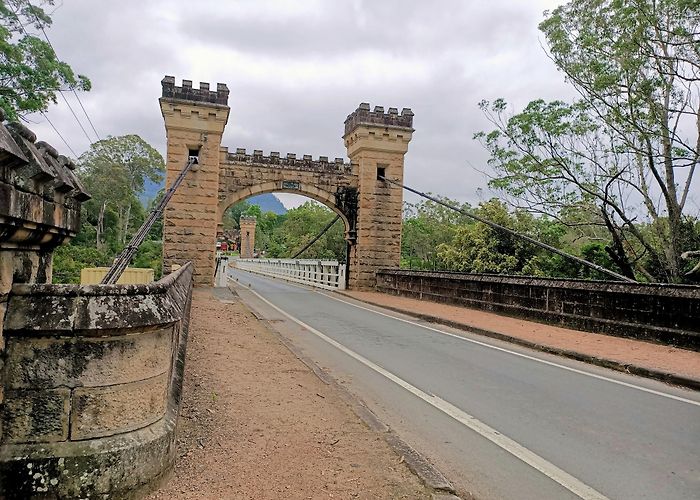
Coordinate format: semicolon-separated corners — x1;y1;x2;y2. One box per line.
227;268;700;500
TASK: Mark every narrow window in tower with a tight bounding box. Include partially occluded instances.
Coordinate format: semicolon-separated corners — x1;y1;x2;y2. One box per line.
188;147;200;164
376;166;386;180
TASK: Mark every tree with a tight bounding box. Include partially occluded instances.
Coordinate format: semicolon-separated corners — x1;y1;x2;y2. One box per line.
401;196;470;269
436;199;570;276
477;0;699;282
0;0;90;120
222;201;251;231
78;135;164;248
270;202;345;260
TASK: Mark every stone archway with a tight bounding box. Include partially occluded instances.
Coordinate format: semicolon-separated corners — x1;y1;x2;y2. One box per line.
217;181;353;240
159;76;414;289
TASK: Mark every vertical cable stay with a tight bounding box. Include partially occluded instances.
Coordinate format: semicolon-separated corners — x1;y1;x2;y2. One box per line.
101;156;197;284
379;176;636;283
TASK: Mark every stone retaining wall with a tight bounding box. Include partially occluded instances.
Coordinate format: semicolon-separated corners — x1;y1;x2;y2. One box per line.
0;263;193;499
376;270;700;350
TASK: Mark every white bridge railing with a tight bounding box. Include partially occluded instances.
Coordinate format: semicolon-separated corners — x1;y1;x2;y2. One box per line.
231;258;346;290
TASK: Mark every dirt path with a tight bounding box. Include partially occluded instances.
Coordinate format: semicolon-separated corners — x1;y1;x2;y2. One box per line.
148;289;431;500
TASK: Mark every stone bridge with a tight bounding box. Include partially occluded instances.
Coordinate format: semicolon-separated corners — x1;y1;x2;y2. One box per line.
160;76;414;289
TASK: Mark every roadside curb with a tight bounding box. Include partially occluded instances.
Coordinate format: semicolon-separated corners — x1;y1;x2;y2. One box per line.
335;291;700;392
227;283;463;499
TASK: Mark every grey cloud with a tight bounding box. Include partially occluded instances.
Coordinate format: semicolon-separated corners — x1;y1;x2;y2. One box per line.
179;0;537;59
24;0;574;207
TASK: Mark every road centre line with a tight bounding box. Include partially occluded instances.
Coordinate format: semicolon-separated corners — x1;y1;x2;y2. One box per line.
235;280;610;500
319;291;700;407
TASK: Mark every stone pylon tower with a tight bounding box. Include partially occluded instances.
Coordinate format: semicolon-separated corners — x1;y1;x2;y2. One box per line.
344;104;414;289
160;76;230;286
239;215;257;258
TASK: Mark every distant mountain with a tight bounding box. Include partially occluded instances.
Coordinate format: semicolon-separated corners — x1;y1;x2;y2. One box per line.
247;193;287;214
139;178;287;215
140;178;163;206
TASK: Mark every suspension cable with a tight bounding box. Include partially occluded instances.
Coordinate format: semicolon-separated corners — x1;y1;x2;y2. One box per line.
291;215;341;259
380;176;636;283
101;156;198;284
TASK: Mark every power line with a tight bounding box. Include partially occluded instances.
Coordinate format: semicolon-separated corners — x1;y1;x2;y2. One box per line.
57;91;95;145
26;0;102;143
39;111;78;157
8;3;80;157
380;175;636;283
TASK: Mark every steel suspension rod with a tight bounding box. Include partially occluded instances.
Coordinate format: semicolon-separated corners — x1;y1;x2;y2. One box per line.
380;176;636;283
101;156;198;284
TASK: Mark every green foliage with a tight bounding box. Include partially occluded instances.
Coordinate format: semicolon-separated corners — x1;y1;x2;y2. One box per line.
226;200;346;260
269;202;345;260
133;240;163;279
401;196;470;269
222;201;250;231
436;199;565;275
78;135;164;249
52;135;165;283
79;135;164;194
52;244;110;284
475;0;700;282
0;0;90;120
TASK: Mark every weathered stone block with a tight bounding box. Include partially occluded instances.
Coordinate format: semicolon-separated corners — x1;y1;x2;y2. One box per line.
2;389;70;443
4;328;173;390
74;292;179;332
70;373;169;440
4;293;76;332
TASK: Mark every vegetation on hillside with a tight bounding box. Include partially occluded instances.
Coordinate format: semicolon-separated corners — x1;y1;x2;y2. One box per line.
52;135;165;283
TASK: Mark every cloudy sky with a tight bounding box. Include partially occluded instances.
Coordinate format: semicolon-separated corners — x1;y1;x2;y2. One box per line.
27;0;575;208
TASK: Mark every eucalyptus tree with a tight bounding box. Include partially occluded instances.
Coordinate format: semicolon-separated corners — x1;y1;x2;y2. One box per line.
477;0;699;282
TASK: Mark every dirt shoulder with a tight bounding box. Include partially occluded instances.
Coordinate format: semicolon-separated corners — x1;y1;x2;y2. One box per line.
341;290;700;384
148;288;431;500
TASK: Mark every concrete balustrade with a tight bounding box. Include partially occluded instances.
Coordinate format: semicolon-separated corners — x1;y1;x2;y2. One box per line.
232;258;346;290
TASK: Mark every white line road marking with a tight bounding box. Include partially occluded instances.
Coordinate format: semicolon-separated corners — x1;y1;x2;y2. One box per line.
229;268;700;406
236;280;610;500
319;291;700;408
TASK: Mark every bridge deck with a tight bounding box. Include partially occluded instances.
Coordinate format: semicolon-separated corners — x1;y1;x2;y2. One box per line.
341;290;700;387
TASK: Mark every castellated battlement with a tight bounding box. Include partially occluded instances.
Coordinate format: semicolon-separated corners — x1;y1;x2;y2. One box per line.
344;103;414;136
161;75;229;106
226;148;352;173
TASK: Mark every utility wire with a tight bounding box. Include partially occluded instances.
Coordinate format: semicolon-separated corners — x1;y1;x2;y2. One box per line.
39;110;78;157
291;215;341;259
9;3;80;157
57;91;95;145
380;176;636;283
26;0;102;142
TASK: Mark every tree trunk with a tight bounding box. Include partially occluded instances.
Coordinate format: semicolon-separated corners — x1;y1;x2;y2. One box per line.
600;208;636;280
96;202;106;251
122;203;131;245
